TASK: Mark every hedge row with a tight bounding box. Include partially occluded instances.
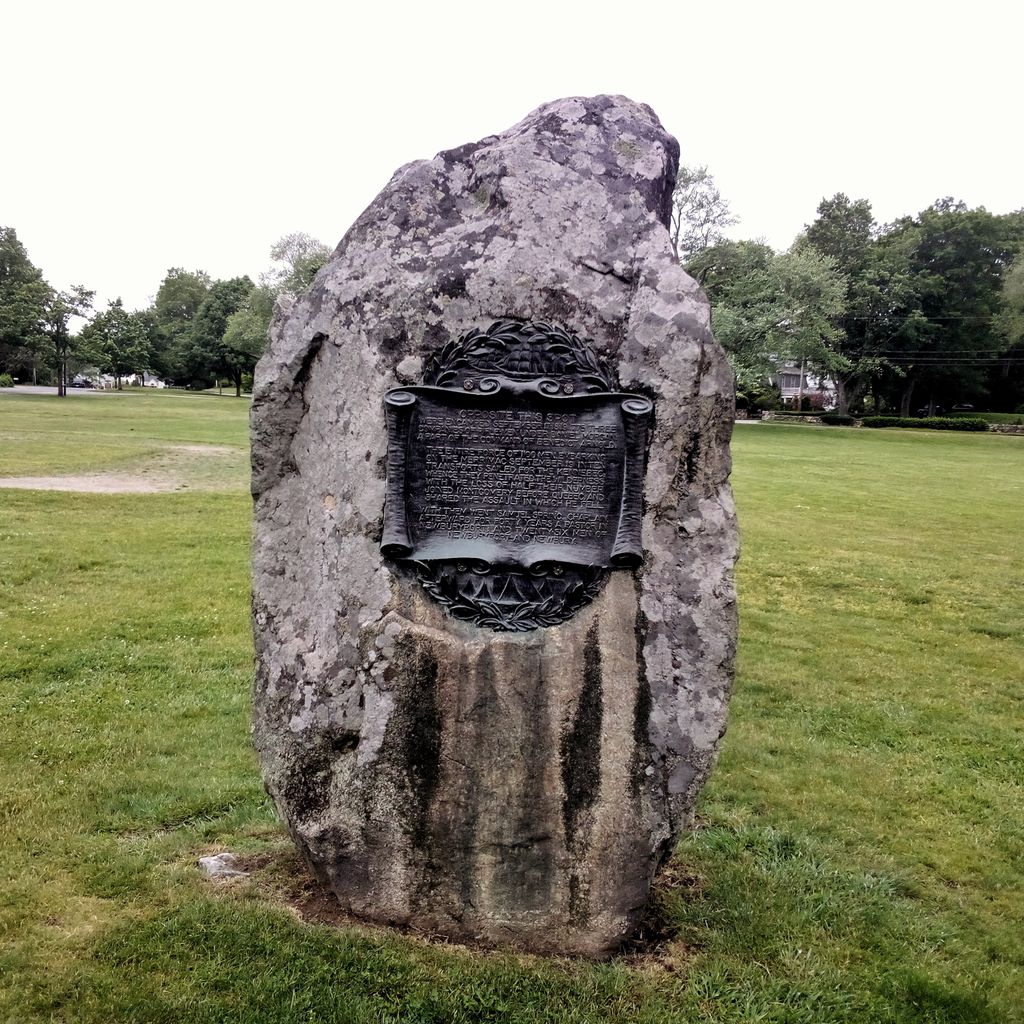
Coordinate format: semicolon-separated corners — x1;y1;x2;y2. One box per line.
861;416;990;431
820;413;856;426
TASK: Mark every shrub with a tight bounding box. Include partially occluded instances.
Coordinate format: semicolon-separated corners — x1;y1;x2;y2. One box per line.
0;372;14;388
821;413;855;426
862;416;989;431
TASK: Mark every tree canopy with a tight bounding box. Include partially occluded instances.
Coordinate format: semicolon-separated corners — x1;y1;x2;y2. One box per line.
0;228;50;383
80;299;152;388
41;285;95;396
688;240;847;403
669;165;736;262
683;191;1024;415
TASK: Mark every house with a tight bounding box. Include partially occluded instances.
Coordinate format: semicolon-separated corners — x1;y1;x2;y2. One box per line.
772;360;836;410
125;372;167;388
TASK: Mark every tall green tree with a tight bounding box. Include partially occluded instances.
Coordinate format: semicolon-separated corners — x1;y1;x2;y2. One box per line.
220;298;271;394
0;227;50;383
989;252;1024;410
40;285;95;396
152;268;211;381
80;298;152;388
803;194;875;276
688;239;847;395
878;200;1022;414
799;194;916;414
184;276;254;394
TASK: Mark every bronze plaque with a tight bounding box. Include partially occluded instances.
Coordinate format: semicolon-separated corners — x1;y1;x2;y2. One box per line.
380;321;653;630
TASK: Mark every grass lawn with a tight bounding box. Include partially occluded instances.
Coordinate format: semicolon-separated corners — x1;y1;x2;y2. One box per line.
1;395;1021;1023
0;389;250;486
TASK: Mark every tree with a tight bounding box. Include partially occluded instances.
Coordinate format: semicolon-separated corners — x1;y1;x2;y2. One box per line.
153;267;211;328
990;253;1024;410
687;240;847;392
80;298;152;388
877;200;1022;415
146;235;330;395
995;254;1024;348
0;227;50;383
669;165;737;262
264;232;332;294
221;300;270;394
803;193;875;278
800;194;898;414
214;233;332;395
41;286;95;396
186;276;254;394
152;268;211;382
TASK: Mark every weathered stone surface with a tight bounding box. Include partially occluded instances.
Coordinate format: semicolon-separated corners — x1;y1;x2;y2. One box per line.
251;95;738;956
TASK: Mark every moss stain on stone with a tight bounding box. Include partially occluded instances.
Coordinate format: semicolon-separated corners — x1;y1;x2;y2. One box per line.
392;637;442;845
561;620;604;848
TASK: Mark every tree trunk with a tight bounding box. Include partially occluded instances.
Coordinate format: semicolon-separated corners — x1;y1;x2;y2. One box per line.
835;378;849;416
899;378;915;417
838;377;867;417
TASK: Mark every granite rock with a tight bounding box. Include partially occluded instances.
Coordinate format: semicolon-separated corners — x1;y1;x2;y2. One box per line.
251;95;738;956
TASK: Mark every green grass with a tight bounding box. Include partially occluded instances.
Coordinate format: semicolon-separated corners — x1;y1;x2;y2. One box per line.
0;390;249;478
1;396;1021;1022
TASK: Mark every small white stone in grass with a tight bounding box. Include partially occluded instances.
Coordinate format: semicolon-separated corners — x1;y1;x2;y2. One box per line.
198;853;247;878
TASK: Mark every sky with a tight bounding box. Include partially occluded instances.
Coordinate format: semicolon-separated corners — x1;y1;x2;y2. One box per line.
3;0;1022;312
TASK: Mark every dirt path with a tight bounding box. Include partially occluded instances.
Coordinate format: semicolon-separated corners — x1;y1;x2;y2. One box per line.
0;443;244;494
0;475;168;493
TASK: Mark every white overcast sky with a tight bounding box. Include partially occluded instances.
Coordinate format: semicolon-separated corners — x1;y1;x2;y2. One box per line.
3;0;1022;312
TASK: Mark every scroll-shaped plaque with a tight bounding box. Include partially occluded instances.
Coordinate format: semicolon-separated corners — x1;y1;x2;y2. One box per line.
380;321;654;631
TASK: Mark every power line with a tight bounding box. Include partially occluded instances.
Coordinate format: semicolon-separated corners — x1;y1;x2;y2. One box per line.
843;314;1001;321
873;350;1013;355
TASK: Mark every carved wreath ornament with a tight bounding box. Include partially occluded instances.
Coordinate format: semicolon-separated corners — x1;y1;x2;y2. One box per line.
380;319;653;631
422;319;614;392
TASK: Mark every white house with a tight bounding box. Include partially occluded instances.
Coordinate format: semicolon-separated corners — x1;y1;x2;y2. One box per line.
771;360;836;410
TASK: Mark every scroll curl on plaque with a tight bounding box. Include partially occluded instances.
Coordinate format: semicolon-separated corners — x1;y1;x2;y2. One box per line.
381;320;653;631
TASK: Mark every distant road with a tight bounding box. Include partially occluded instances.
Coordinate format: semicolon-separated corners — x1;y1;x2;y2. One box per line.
1;386;110;397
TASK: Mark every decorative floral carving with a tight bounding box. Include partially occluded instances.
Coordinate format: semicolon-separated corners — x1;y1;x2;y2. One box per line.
414;561;607;633
423;319;613;392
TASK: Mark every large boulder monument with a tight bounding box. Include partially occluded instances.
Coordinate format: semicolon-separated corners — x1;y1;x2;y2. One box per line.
251;95;738;956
